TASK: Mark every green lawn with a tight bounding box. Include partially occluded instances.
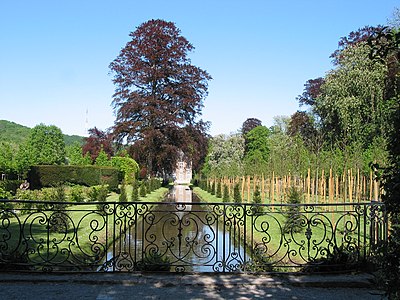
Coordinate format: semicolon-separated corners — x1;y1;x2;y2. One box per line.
193;187;372;267
0;186;169;270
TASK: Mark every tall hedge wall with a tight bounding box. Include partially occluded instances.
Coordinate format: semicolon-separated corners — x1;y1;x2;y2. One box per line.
27;165;119;190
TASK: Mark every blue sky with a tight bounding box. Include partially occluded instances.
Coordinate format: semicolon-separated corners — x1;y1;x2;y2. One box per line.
0;1;398;137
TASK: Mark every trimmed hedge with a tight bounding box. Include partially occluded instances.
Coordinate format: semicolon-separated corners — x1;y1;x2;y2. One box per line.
27;165;119;190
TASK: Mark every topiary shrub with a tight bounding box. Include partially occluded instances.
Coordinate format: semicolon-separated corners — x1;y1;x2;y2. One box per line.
119;181;127;202
139;182;147;197
49;185;70;233
233;183;242;203
252;185;263;214
216;180;222;198
283;187;303;234
223;185;230;202
131;180;139;202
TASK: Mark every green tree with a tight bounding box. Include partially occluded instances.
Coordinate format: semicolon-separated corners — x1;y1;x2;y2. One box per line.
0;142;16;175
95;147;111;166
26;124;66;165
315;43;389;148
66;142;91;165
244;126;270;175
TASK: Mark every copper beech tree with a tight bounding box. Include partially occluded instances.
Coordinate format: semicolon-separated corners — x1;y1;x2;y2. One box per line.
109;19;211;178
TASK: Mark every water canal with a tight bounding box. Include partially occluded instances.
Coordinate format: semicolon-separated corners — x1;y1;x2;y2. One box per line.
103;185;247;272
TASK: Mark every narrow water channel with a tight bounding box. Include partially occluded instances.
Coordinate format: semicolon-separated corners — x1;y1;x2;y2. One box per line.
103;185;248;272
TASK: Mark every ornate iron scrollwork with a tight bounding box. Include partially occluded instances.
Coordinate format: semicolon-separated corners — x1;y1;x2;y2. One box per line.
0;199;388;273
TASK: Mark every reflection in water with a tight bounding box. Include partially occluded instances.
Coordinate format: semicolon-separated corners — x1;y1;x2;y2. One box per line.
104;185;247;272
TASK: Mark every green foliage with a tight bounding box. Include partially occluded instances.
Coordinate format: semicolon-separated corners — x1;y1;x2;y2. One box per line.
0;180;23;195
245;126;270;159
68;185;85;203
316;43;389;148
0;120;31;145
0;187;12;200
202;133;244;177
111;156;139;184
87;187;99;202
131;180;139;201
26;123;66;165
27;165;119;191
139;182;147;197
252;185;262;214
66;142;91;166
283;187;303;234
0;142;17;175
222;184;229;202
50;185;70;233
119;181;127;202
376;223;400;300
216;180;222;198
0;120;82;147
233;183;241;203
87;185;109;214
95;148;111;166
210;181;215;195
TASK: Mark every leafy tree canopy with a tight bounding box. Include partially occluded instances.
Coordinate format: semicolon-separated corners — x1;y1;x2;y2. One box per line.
83;127;114;163
241;118;262;137
109;19;211;178
203;134;244;177
244;126;270;163
26;123;66;165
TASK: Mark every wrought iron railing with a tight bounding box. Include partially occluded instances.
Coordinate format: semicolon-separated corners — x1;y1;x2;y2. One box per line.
0;200;388;273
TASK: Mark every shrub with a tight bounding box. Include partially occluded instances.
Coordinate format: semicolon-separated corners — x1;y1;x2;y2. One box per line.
216;181;222;198
210;181;215;195
252;185;263;214
0;187;13;219
119;181;127;202
87;187;99;202
139;182;147;197
27;165;119;190
49;185;70;233
233;183;242;203
0;180;23;195
0;187;12;200
68;185;85;203
95;185;109;214
131;181;139;202
283;187;303;234
223;185;230;202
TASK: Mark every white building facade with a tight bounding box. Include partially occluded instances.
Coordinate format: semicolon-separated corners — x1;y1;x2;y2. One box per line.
174;153;192;184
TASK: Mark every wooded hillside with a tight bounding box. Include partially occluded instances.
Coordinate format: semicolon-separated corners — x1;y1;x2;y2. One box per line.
0;120;84;146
